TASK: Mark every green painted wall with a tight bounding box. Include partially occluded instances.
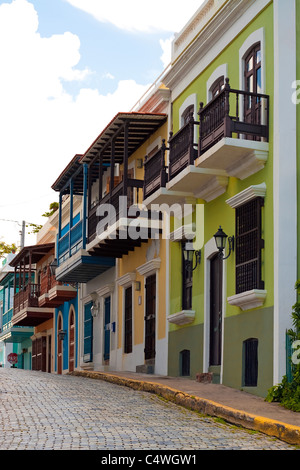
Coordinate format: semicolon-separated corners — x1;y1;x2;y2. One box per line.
168;324;203;378
222;306;273;397
167;3;276;396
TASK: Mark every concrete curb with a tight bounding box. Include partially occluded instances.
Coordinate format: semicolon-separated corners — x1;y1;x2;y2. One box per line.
70;370;300;446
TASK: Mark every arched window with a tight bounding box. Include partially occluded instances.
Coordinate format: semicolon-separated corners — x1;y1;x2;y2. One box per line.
181;104;194;125
210;76;225;98
244;43;261;95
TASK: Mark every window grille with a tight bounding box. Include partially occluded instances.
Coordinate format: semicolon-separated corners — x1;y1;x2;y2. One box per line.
243;338;258;387
180;349;190;376
235;197;264;294
182;243;193;310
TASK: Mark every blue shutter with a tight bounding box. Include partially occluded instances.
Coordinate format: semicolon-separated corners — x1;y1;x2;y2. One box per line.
83;302;93;362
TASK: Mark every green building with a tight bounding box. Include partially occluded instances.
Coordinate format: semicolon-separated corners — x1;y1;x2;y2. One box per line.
143;0;298;397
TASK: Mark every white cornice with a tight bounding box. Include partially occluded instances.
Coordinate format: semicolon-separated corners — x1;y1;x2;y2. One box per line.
136;258;161;276
226;183;266;209
116;272;136;287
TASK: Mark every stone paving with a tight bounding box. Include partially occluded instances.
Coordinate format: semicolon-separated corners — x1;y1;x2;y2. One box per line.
0;368;297;451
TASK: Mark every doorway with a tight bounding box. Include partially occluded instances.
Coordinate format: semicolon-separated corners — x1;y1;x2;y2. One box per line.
104;296;111;363
209;253;222;367
144;274;156;362
57;314;63;375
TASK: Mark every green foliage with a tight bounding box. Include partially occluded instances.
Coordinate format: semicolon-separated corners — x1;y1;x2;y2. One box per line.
42;202;59;218
266;280;300;411
0;241;17;258
26;222;43;234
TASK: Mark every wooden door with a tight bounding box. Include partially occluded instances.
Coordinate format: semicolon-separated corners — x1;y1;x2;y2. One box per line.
144;274;156;361
209;254;222;366
57;316;62;374
104;297;111;362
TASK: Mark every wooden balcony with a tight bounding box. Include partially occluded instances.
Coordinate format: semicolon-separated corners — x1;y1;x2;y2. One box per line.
196;78;269;179
12;283;53;327
38;265;77;308
87;177;161;258
55;218;115;284
143;79;270;206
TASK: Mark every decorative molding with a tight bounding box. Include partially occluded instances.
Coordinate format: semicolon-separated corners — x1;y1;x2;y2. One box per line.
167;310;195;325
225;149;268;180
116;272;136;287
227;289;267;311
226;183;266;209
136;258;161;276
96;283;115;297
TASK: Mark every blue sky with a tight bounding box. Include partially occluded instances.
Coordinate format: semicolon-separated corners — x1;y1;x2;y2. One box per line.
0;0;202;247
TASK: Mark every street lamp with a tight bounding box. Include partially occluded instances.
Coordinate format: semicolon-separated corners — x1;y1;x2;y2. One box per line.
49;258;58;276
183;242;201;271
214;226;234;260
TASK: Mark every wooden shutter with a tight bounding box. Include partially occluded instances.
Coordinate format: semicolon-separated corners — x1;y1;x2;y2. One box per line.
124;287;132;354
235;197;264;294
83;302;93;362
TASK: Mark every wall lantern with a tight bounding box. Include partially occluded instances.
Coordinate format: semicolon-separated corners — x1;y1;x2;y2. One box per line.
49;258;58;276
183;242;201;271
58;330;67;341
90;292;100;317
214;226;234;260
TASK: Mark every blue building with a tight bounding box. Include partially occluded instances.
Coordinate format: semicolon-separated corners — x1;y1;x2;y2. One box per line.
0;253;33;369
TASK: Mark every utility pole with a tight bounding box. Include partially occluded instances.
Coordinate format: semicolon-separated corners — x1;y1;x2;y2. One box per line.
20;220;25;249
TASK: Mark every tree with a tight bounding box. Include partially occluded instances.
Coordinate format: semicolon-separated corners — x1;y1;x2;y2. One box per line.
0;241;17;259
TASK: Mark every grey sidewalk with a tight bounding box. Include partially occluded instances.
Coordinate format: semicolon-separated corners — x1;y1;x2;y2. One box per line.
71;370;300;446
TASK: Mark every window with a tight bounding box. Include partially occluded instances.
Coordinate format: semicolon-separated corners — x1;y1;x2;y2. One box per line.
244;43;262;134
244;43;261;95
235;197;264;294
243;338;258;387
124;286;132;354
182;243;193;310
180;349;190;376
181;104;194;125
210;76;225;98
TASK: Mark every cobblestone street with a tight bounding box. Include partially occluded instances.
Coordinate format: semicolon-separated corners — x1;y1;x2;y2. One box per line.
0;368;296;451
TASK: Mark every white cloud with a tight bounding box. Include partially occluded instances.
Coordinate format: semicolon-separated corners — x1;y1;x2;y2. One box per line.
0;0;150;246
64;0;203;33
159;36;174;69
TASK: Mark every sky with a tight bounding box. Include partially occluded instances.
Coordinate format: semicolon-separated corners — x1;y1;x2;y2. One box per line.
0;0;203;248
